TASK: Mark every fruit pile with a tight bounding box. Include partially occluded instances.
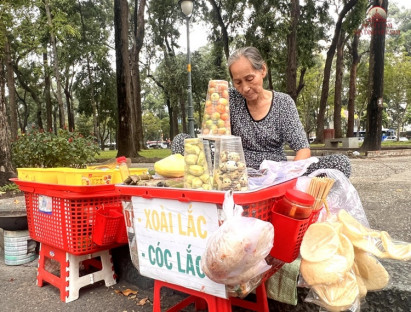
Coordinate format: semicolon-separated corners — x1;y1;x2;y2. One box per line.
201;80;231;136
183;138;212;190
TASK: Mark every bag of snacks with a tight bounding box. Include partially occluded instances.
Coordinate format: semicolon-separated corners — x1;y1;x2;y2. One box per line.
201;191;273;297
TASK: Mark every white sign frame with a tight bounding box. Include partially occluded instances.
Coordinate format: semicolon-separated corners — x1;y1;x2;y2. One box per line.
131;196;227;298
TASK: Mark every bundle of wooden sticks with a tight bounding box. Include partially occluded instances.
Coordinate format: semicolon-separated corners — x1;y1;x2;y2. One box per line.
306;177;335;212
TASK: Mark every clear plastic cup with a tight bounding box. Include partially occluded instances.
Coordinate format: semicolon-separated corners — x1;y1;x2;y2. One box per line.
183;138;213;190
213;136;248;191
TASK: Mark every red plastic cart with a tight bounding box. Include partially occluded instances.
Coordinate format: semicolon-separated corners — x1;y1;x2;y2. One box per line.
115;179;321;311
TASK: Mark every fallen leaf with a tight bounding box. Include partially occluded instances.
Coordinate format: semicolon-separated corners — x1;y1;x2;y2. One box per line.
137;297;149;306
114;289;122;294
129;295;137;299
13;199;20;204
121;288;138;297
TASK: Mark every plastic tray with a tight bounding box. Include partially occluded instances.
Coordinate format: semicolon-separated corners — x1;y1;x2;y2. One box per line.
17;168;63;184
17;167;148;186
11;179;124;255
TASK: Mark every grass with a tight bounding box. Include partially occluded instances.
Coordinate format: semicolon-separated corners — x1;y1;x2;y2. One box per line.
96;140;409;160
96;149;172;160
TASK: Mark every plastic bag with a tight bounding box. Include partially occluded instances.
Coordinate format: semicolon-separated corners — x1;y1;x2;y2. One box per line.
296;168;369;227
201;191;274;296
304;270;361;312
248;157;319;190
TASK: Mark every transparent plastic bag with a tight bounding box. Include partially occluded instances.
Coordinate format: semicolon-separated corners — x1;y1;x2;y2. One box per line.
300;169;369;226
248;157;319;190
201;191;273;296
304;271;361;312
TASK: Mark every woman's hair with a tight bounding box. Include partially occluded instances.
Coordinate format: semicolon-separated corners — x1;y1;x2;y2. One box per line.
227;47;266;78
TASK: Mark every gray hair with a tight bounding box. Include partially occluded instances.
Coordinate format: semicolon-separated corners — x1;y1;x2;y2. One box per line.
227;47;266;78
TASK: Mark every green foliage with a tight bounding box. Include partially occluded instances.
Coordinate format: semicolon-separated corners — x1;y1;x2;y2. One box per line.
143;111;163;141
0;183;20;193
11;128;100;168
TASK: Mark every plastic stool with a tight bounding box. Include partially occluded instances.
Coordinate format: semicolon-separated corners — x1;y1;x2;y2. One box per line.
153;280;232;312
153;279;270;312
37;243;117;302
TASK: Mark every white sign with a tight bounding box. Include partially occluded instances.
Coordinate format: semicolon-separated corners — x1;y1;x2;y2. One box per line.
131;196;227;298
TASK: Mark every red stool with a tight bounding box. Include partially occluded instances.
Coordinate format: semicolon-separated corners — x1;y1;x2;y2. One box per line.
153;279;270;312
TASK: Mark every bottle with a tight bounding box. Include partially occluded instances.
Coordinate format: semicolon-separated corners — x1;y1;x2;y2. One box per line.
116;156;130;182
274;189;315;220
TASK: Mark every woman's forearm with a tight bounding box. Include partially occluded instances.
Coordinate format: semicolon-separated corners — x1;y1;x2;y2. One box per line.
294;148;311;161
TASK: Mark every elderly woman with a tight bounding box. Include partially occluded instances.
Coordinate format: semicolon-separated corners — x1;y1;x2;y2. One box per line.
173;46;350;178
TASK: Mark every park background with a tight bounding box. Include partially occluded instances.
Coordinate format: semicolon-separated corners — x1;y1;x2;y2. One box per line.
1;0;411;187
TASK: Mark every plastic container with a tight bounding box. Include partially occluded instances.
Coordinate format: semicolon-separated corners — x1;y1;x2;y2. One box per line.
56;168;114;185
3;230;37;265
11;178;122;255
213;136;248;191
200;80;231;136
17;168;62;184
183;138;213;190
93;205;127;246
273;189;314;220
116;156;130;182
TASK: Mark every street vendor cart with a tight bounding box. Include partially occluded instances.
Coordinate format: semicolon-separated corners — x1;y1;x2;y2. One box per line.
115;178;322;312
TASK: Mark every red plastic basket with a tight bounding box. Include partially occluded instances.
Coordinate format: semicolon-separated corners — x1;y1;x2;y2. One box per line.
115;215;128;244
115;179;297;222
93;205;125;246
11;179;123;255
269;205;323;263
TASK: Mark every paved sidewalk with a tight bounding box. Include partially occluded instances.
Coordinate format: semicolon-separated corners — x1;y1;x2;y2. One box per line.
0;156;410;311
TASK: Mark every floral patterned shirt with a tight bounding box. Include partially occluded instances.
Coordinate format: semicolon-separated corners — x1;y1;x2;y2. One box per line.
229;88;309;169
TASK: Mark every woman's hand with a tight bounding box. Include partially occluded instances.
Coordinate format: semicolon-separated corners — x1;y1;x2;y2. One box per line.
294;148;311;161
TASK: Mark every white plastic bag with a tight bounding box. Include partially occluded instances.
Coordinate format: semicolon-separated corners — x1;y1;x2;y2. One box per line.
296;168;369;226
201;191;274;288
248;157;319;189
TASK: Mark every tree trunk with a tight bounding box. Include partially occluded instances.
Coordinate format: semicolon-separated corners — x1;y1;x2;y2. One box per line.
131;0;146;151
64;67;74;131
333;31;346;139
361;0;388;152
0;58;15;184
43;50;53;132
172;104;179;138
5;38;18;139
114;0;137;157
208;0;230;60
347;32;361;138
45;0;65;129
315;0;358;143
286;0;299;103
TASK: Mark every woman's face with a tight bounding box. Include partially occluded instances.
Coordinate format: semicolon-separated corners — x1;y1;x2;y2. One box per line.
230;56;266;102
